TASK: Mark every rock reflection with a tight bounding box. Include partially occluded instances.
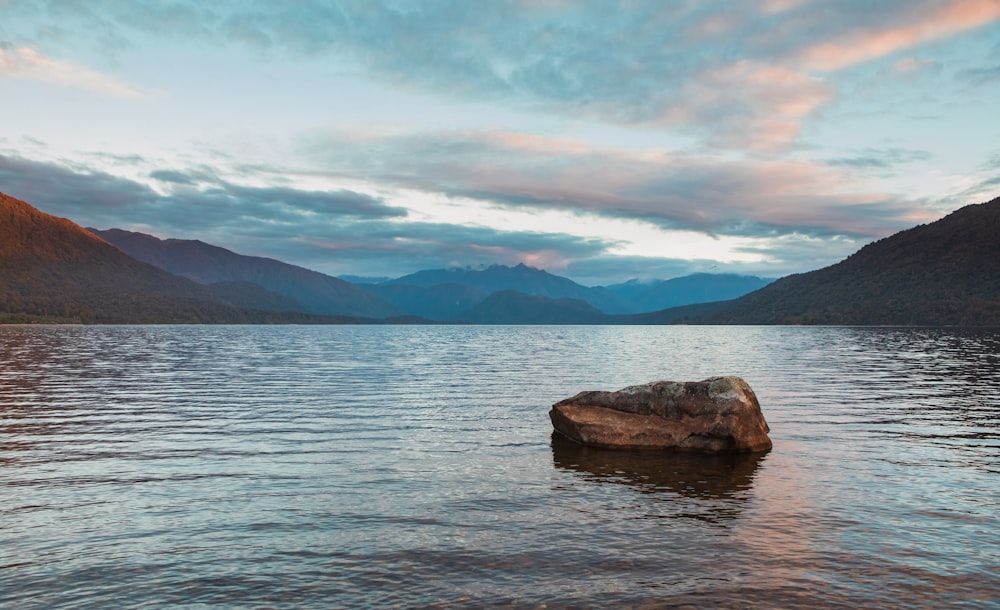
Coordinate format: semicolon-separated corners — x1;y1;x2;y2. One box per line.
550;432;767;502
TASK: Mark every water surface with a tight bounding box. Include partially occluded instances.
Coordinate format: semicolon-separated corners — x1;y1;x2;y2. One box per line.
1;325;998;608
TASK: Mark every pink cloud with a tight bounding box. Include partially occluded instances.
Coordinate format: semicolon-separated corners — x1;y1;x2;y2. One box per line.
304;128;917;239
657;0;999;150
799;0;1000;71
0;46;146;99
685;11;741;39
461;244;572;271
760;0;812;14
485;131;593;156
663;61;835;151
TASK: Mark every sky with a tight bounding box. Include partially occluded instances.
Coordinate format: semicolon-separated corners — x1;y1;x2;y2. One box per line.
1;0;999;286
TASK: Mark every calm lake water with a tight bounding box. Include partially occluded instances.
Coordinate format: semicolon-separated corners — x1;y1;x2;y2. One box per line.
1;325;998;608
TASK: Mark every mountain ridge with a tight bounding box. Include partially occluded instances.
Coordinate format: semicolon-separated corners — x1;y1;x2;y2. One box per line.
700;196;1000;325
92;228;398;318
388;263;631;314
5;190;999;325
0;192;338;323
457;290;607;324
603;273;773;312
94;229;771;319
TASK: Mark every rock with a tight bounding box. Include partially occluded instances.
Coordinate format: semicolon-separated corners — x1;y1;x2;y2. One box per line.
549;376;771;453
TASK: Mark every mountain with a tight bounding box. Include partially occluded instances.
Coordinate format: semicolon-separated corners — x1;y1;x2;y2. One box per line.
377;265;768;316
608;300;739;324
456;290;724;325
11;188;996;326
92;228;398;318
339;274;392;285
0;192;341;323
470;196;1000;326
457;290;607;324
202;281;304;313
388;263;630;313
704;196;1000;325
605;273;773;313
363;282;488;321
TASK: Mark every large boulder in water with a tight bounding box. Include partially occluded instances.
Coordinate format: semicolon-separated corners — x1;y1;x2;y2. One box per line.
549;376;771;453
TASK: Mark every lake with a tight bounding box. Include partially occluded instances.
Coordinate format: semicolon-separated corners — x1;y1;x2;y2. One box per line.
1;325;998;608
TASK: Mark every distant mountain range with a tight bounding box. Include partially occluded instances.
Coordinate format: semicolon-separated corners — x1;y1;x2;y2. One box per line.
3;189;998;325
604;274;773;312
361;282;488;321
380;264;629;313
91;221;772;321
354;264;771;318
91;228;398;318
459;290;607;324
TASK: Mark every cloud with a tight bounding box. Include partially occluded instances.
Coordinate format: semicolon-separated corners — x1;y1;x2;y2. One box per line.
945;152;1000;205
0;44;146;98
0;153;406;231
0;152;622;280
150;169;210;185
891;57;939;74
826;147;934;170
286;220;614;277
0;152;158;217
561;255;769;287
298;129;921;239
796;0;1000;71
662;60;835;150
3;2;990;283
10;1;997;150
0;150;933;284
206;183;408;219
560;228;874;284
958;64;1000;84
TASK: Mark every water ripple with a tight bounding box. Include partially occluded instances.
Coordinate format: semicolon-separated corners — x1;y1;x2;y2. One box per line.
1;325;998;608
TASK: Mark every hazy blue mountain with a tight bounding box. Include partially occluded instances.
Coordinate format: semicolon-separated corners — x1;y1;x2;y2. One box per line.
339;274;393;285
93;228;398;318
604;273;773;313
389;263;631;314
701;196;1000;325
605;300;743;324
363;282;488;321
457;290;607;324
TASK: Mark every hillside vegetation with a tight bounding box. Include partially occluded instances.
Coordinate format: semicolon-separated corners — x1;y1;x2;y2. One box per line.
706;197;1000;325
0;192;353;323
93;228;398;318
